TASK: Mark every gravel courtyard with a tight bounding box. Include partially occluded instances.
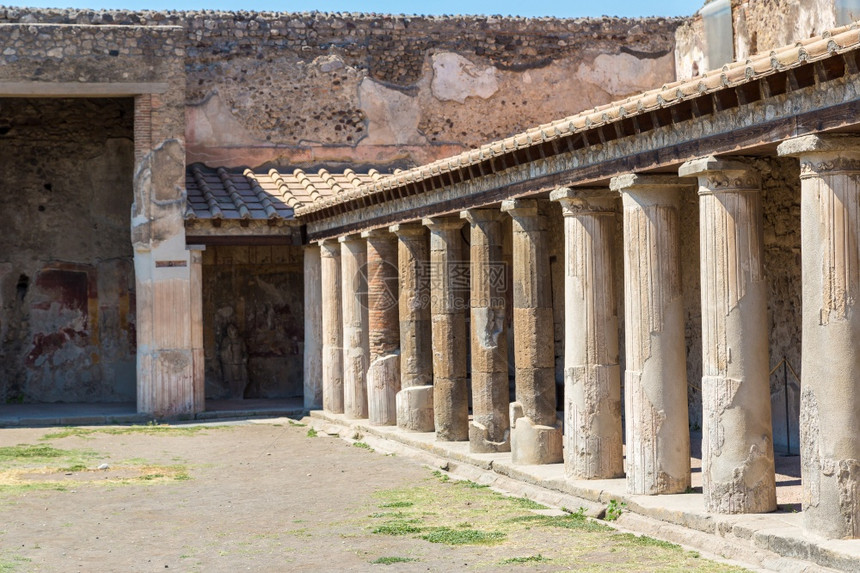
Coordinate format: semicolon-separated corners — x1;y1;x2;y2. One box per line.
0;419;749;572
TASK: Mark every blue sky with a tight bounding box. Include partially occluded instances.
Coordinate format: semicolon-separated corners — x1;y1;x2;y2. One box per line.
13;0;703;18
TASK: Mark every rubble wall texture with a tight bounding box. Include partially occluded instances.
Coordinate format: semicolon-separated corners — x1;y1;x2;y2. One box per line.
0;97;136;403
0;8;681;170
202;245;305;399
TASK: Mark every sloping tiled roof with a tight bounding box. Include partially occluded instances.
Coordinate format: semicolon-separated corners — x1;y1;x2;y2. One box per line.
297;21;860;220
184;164;385;221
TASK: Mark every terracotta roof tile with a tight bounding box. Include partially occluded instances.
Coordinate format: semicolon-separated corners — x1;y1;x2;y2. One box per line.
185;164;384;222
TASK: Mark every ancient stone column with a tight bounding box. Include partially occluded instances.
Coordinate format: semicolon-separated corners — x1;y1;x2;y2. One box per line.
550;188;622;478
391;223;434;432
303;244;323;410
362;229;401;426
610;176;693;493
339;234;369;419
462;209;510;453
423;217;469;441
679;157;776;514
319;238;344;414
501;199;562;465
778;135;860;539
188;245;205;413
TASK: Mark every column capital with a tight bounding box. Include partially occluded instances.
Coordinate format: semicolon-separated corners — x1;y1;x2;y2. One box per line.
550;187;616;216
389;222;426;236
611;174;695;208
338;233;364;244
679;156;760;195
500;198;539;218
423;216;465;231
318;237;341;256
777;134;860;177
460;208;503;224
361;228;393;240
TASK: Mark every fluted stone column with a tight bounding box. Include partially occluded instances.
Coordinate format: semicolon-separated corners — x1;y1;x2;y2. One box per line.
362;229;401;426
679;157;776;514
188;246;205;413
550;188;622;478
391;223;435;432
319;239;344;414
778;135;860;539
340;234;370;420
610;175;692;493
501;199;562;465
423;217;469;441
303;244;323;410
462;209;511;453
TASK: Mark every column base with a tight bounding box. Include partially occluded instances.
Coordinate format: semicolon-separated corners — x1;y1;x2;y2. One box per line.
396;385;435;432
469;421;511;453
510;402;562;465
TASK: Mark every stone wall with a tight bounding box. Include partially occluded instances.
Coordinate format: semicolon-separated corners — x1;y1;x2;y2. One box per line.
675;0;841;80
202;245;305;399
0;9;681;170
0;97;136;403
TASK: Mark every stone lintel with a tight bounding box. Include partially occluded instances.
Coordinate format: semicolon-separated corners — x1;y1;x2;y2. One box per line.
389;222;426;236
776;134;860;157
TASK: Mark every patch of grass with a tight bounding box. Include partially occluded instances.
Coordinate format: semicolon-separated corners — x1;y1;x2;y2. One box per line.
371;556;417;565
506;511;612;533
306;428;318;438
0;551;32;572
287;420;306;427
60;463;89;472
501;554;550;564
372;520;423;536
380;500;413;509
41;424;230;441
616;533;680;550
459;480;488;489
511;497;547;510
421;526;505;545
430;470;450;483
353;441;373;451
0;444;67;462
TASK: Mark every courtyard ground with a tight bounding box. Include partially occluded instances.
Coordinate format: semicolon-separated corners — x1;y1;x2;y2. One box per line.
0;419;749;572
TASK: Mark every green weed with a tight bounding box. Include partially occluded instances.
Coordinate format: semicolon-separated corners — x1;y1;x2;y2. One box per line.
371;556;417;565
501;554;550;564
421;526;505;545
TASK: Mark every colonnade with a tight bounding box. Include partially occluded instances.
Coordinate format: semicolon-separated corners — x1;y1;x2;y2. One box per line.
306;135;860;540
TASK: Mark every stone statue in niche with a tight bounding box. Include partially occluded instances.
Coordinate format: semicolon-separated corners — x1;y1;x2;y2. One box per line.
219;323;249;399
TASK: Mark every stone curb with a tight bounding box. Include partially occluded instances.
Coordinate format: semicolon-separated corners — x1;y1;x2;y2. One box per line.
309;410;860;573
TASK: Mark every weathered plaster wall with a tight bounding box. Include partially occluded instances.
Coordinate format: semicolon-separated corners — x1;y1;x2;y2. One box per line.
202;245;304;399
0;9;681;171
0;97;136;403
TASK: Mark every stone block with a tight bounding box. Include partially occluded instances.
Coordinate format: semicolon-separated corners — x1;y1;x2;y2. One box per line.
367;353;400;426
513;307;555;368
469;420;511;453
396;384;435;432
510;403;563;465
